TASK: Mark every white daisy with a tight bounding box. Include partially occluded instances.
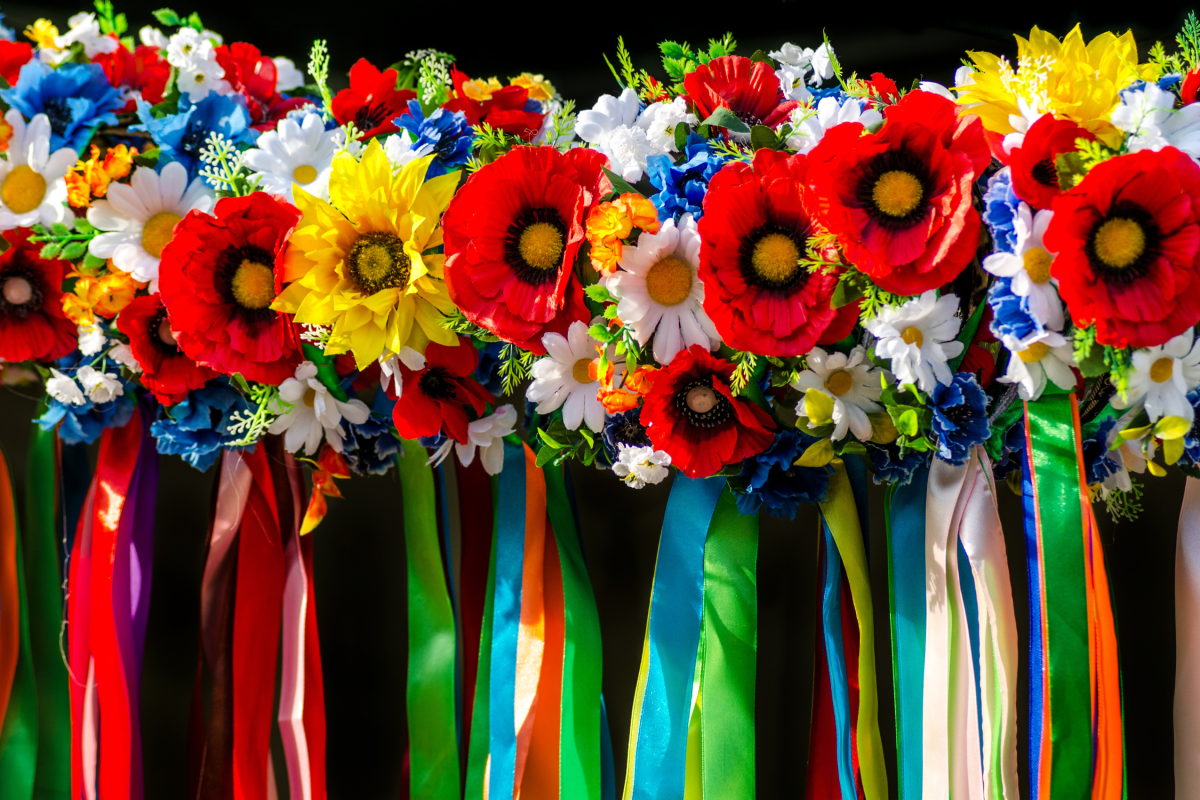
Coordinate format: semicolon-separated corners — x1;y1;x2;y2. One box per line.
87;161;214;292
178;60;228;101
982;204;1064;331
244;110;344;202
1112;83;1200;159
53;13;118;59
0;111;75;230
601;214;718;365
76;365;123;404
769;43;816;69
428;404;518;475
791;345;885;441
612;444;672;489
998;332;1076;401
268;361;370;456
46;368;85;405
526;320;606;433
166;27;217;69
784;96;883;154
1112;330;1200;423
865;290;964;393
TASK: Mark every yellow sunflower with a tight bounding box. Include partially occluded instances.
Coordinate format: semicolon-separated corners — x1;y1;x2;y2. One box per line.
958;24;1159;148
273;139;460;368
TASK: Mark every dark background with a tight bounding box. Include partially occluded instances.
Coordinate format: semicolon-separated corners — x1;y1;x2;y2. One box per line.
0;1;1194;796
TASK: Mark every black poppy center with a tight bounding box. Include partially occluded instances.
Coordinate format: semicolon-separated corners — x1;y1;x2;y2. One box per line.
1085;201;1161;285
42;97;73;136
418;366;457;400
1031;158;1059;188
857;149;931;229
347;231;412;295
354;103;389;133
674;376;733;429
505;207;567;285
0;265;43;319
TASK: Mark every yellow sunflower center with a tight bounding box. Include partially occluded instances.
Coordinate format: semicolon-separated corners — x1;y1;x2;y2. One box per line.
750;232;800;285
901;326;923;348
1092;217;1146;270
1;165;46;215
572;358;595;384
230;259;276;310
292;164;319;185
518;222;565;271
1019;342;1050;363
302;387;318;408
825;370;854;396
347;231;411;295
1151;357;1175;383
1023;247;1053;284
644;255;693;306
872;170;923;218
141;211;182;259
1;276;32;306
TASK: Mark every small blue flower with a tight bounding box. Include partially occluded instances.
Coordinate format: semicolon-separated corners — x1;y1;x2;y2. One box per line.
646;132;728;221
982;167;1021;254
1181;391;1200;469
150;382;253;471
2;61;122;153
394;100;472;178
809;85;848;103
37;354;137;445
602;408;652;464
342;390;400;476
473;341;506;396
992;417;1027;481
1082;417;1127;486
987;277;1044;343
0;11;15;41
867;441;929;486
736;429;830;519
931;374;991;466
135;93;255;182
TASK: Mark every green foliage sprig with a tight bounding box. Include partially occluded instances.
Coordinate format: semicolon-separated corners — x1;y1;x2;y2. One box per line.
30;220;100;264
308;39;334;121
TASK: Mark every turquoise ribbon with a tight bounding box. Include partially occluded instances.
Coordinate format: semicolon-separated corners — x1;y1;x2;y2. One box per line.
820;522;855;800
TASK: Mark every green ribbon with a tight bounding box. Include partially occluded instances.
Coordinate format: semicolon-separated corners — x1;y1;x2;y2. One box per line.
544;465;603;798
302;342;349;402
699;489;759;799
398;438;459;799
0;445;36;799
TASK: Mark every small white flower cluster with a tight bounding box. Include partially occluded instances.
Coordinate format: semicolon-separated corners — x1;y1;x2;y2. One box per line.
40;12;118;66
575;88;696;183
1112;82;1200;160
770;42;837;103
46;364;124;406
612;444;671;489
166;27;229;101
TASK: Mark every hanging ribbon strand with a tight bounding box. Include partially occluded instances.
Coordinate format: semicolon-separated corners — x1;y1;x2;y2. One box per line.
1177;478;1200;795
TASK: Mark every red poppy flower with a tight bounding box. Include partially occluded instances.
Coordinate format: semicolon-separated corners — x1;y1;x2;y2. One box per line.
443;145;611;353
330;58;417;140
698;149;859;356
215;42;309;130
390;337;493;443
442;68;545;141
0;40;32;87
683;56;799;131
157;192;303;385
640;345;775;478
806;90;990;295
1184;68;1200;105
117;294;217;405
0;229;76;363
94;43;170;112
864;73;901;105
1009;115;1094;210
1044;147;1200;348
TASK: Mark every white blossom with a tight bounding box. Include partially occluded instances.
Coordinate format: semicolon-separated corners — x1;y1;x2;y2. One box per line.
612;444;671;489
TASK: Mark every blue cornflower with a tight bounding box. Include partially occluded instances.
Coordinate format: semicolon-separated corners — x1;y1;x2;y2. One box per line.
1082;417;1128;487
2;61;122;153
1181;391;1200;469
991;417;1027;481
987;277;1044;343
150;382;253;471
736;429;831;519
646;132;728;221
393;100;472;178
867;441;929;486
602;407;652;464
37;354;137;445
134;93;255;182
982;167;1021;254
342;390;400;476
473;341;506;396
931;374;991;466
809;85;848;103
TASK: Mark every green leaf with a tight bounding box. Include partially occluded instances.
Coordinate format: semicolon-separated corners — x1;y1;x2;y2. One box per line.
893;407;919;437
948;300;987;371
151;7;181;26
602;167;641;198
1056;151;1088;191
578;428;594;446
700;106;750;134
82;252;106;271
61;242;87;261
831;278;865;308
50;223;71;237
1075;342;1108;377
750;49;773;65
749;125;778;151
73;218;96;236
660;41;687;60
535;445;560;468
587;323;612;342
133;147;160;168
796;437;835;468
838;441;867;456
674;121;689;153
39;243;62;259
584;284;615;304
603;304;619;320
185;11;204;31
536;427;566;450
231;373;252;394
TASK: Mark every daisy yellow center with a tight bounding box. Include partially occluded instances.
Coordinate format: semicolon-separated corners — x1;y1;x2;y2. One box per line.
347;231;411;295
572;358;595;384
901;326;923;348
644;255;693;306
872;170;923;218
303;387;317;408
825;370;854;396
518;222;564;271
292;164;318;185
1151;357;1175;383
1093;217;1146;269
1;165;46;215
2;276;31;306
1023;247;1053;284
1019;342;1050;363
750;233;800;284
230;259;276;310
141;211;182;259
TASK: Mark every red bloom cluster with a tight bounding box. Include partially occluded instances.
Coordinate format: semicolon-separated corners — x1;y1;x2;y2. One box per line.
331;59;418;139
0;40;32;87
158;192;303;385
698;149;858;356
443;145;611;353
683;55;798;130
216;43;308;130
1045;147;1200;348
390;338;493;443
641;345;775;478
806;90;990;295
1008;115;1094;210
116;294;216;405
863;73;901;105
1185;68;1200;105
444;68;545;140
0;229;76;363
94;43;170;112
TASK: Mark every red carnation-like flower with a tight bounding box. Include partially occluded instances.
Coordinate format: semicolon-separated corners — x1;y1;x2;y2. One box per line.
1009;115;1094;210
330;59;417;140
215;42;308;130
442;68;545;141
1184;68;1200;105
0;40;32;87
0;229;76;363
1044;147;1200;348
806;90;990;295
443;145;611;353
117;294;217;405
641;345;775;478
94;43;170;113
864;73;901;105
698;149;859;356
158;192;303;385
390;337;493;443
683;55;799;130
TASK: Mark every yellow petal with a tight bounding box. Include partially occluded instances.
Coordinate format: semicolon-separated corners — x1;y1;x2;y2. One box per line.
795;438;835;468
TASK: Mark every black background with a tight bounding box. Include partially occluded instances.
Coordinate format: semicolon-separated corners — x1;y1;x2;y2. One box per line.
0;1;1194;796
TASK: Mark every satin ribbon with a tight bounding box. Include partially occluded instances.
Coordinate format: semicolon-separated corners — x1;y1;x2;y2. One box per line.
805;529;843;800
457;457;493;757
0;440;36;799
464;500;497;800
1177;478;1200;796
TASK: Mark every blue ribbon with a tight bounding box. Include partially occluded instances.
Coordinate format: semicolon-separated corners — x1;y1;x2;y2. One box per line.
820;519;855;800
957;540;984;769
629;474;723;800
1022;456;1044;800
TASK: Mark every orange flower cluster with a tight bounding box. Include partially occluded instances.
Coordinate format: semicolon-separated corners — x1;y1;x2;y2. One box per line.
65;144;137;208
62;266;145;326
0;116;13;155
584;192;660;275
301;446;350;534
598;357;658;413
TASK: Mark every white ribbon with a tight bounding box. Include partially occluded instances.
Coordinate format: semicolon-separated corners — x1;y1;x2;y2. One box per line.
1176;477;1200;796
